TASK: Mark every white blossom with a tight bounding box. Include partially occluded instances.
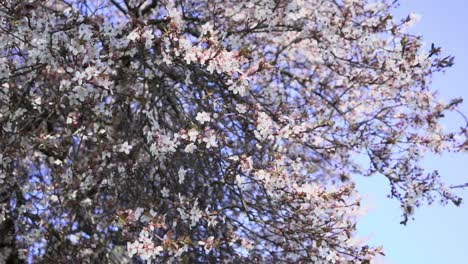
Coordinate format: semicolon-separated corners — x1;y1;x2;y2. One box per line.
119;141;133;154
195;112;211;124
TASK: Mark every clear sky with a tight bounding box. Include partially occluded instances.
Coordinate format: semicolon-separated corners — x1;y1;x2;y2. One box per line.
355;0;468;263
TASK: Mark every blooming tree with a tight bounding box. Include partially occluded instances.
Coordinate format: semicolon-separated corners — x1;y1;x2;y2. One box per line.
0;0;466;263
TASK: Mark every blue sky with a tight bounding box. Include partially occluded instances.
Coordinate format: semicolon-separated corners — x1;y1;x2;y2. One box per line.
355;0;468;263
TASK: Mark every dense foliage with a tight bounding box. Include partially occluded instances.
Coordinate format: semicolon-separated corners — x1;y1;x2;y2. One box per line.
0;0;465;263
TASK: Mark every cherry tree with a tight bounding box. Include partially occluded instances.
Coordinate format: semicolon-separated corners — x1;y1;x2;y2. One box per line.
0;0;466;263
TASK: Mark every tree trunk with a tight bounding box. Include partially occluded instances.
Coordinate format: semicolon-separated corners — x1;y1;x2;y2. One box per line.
0;214;24;264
